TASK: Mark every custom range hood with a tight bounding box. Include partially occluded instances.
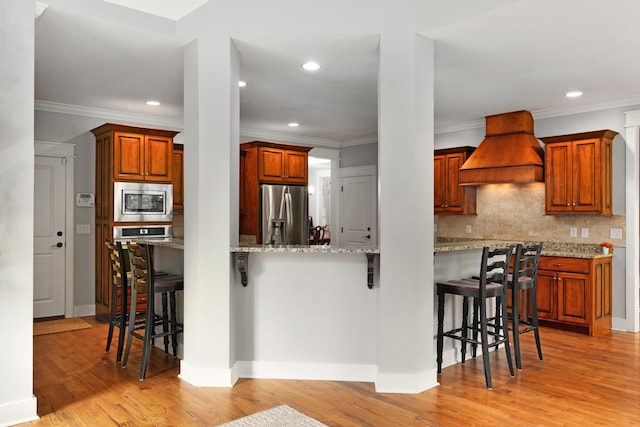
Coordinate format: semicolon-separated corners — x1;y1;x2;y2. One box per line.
459;110;544;185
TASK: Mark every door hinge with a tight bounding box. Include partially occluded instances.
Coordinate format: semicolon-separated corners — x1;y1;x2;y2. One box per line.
341;226;343;233
61;157;67;165
341;185;343;192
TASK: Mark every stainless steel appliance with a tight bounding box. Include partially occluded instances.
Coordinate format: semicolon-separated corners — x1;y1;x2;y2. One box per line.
261;184;308;245
113;224;172;241
114;181;173;223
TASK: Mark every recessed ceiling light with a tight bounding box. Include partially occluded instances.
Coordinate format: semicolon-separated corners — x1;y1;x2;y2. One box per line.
238;80;247;87
288;122;299;127
302;62;320;71
566;91;583;98
146;100;160;106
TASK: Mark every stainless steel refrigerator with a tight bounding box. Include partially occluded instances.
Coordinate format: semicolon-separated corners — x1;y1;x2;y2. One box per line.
261;184;308;245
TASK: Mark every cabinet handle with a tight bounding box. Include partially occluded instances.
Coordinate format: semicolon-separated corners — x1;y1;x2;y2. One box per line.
552;263;564;267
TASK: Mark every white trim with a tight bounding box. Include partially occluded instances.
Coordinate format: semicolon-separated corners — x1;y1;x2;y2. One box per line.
375;369;439;394
624;110;640;332
34;100;184;132
235;361;377;383
240;127;341;148
35;141;75;319
178;360;238;387
0;395;38;427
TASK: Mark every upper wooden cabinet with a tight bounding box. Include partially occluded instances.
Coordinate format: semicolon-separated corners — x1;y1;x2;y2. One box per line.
92;123;178;183
434;146;476;215
172;144;184;211
541;130;618;215
255;143;310;184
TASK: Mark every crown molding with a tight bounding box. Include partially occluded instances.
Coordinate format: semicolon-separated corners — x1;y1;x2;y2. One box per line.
339;135;378;147
239;128;341;148
436;96;640;135
34;100;184;131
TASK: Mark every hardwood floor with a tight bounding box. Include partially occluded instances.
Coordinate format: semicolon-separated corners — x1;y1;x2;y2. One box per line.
23;316;640;426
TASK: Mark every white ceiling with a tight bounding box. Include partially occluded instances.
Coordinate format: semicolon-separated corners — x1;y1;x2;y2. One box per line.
35;0;640;145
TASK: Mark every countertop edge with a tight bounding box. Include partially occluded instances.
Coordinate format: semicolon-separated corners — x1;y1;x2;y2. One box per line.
230;246;380;254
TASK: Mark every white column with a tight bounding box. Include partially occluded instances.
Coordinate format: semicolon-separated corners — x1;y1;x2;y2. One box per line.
376;32;437;393
179;34;240;386
0;0;39;424
624;110;640;332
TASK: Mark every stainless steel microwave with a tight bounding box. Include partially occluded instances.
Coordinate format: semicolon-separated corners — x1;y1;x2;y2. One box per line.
114;181;173;223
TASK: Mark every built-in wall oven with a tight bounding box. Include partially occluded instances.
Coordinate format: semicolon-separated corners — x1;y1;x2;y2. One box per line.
114;181;173;223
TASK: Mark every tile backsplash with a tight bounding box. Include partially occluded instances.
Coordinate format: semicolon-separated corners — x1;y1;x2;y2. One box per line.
436;183;626;246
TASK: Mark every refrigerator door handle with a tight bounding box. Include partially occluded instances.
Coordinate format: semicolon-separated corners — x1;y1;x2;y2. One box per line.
284;191;293;243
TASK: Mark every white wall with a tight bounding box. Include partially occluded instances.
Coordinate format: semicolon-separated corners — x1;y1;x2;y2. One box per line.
0;1;38;424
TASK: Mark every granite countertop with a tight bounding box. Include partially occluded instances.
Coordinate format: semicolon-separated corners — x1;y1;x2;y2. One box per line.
230;245;380;254
132;237;184;250
435;238;612;259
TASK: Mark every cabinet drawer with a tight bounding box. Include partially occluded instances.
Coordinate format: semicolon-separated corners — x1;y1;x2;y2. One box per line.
539;256;590;274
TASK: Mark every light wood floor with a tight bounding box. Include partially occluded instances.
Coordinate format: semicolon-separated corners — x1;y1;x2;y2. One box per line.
23;316;640;426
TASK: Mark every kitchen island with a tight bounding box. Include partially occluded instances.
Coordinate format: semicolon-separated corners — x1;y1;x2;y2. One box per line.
435;238;613;337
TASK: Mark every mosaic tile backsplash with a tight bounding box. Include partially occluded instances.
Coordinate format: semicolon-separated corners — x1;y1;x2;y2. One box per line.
435;183;626;247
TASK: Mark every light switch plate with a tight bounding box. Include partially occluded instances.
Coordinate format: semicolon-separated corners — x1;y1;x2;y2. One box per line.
581;228;589;238
76;224;90;234
465;225;472;234
570;227;577;237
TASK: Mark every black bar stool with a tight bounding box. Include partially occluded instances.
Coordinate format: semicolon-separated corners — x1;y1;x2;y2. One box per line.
122;242;184;380
436;245;515;389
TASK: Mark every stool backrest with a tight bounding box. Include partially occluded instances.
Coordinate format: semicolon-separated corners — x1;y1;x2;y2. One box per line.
513;242;543;285
105;240;128;289
127;242;152;295
479;245;515;297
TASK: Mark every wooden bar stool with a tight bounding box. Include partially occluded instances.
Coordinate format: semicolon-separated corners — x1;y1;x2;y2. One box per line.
104;240;129;363
122;242;184;380
436;245;515;389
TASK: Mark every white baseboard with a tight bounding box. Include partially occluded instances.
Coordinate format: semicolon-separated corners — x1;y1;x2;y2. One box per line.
0;395;38;427
235;360;377;383
178;360;238;387
375;369;439;394
74;304;95;317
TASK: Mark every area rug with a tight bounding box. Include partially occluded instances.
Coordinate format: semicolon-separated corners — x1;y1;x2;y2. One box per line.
33;317;92;336
217;405;327;427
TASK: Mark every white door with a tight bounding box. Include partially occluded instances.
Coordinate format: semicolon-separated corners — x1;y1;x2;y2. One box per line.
34;156;66;318
340;167;377;247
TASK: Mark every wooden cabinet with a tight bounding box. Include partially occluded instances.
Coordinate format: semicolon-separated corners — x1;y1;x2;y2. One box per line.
434;147;476;215
172;144;184;211
541;130;618;215
239;141;311;242
257;144;308;184
536;256;612;336
91;123;178;320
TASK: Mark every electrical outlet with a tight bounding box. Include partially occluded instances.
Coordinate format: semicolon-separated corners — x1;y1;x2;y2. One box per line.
610;228;623;239
581;228;589;238
465;225;472;234
570;227;577;237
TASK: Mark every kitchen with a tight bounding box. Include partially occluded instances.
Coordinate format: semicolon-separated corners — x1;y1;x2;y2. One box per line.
5;1;640;424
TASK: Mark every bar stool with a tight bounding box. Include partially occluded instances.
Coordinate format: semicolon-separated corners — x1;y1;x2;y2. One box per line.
122;242;184;380
508;242;544;369
104;240;129;362
436;245;515;389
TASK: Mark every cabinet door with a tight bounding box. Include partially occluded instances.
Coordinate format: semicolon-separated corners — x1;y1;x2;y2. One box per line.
171;145;184;209
557;272;589;325
445;152;465;212
572;138;600;213
114;132;145;181
536;270;557;320
434;155;446;211
145;135;173;181
545;141;573;213
258;147;285;182
284;150;308;184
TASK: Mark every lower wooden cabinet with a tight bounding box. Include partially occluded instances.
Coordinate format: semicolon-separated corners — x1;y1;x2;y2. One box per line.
536;256;612;336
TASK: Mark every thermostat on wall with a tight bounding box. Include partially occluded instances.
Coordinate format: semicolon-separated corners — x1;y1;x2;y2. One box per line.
76;192;95;207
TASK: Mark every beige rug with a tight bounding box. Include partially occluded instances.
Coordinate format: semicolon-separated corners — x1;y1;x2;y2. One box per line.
217;405;326;427
33;317;92;336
